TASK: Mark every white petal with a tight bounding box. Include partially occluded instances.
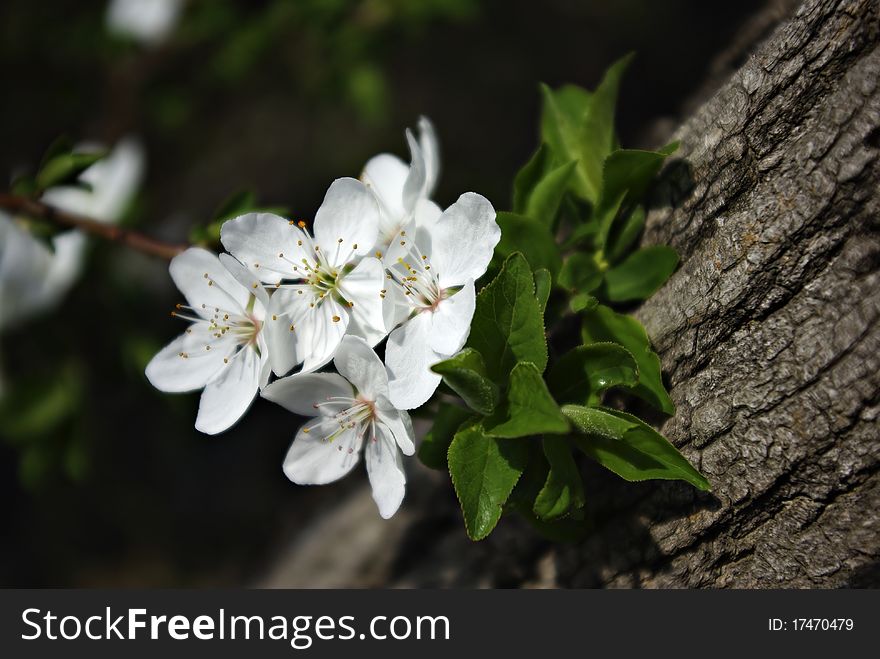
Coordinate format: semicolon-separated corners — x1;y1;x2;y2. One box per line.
219;253;269;311
418;116;440;197
313;178;379;267
106;0;183;45
298;296;349;373
337;256;386;346
283;418;363;485
333;335;388;401
220;212;310;284
362;153;409;236
414;198;442;229
385;312;443;410
402;129;427;215
170;247;249;319
263;289;302;376
145;323;231;392
195;346;261;435
365;423;406;519
429;280;476;354
262;372;353;417
428;193;500;289
381;279;414;335
376;401;416;456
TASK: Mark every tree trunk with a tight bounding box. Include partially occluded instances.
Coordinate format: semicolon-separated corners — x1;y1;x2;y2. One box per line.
260;0;880;588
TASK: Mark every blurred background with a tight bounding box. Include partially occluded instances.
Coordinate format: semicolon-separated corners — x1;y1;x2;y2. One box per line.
0;0;764;587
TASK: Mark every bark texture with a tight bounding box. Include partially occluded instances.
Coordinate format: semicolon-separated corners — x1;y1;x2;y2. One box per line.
260;0;880;588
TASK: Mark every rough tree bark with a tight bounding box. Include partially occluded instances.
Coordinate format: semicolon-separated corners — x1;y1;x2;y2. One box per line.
260;0;879;588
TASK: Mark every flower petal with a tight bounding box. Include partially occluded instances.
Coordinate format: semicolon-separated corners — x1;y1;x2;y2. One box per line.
414;197;442;229
297;295;350;373
219;253;269;312
263;288;302;376
365;423;406;519
145;323;232;392
385;311;443;410
429;280;476;355
313;178;378;267
220;212;310;284
170;247;249;319
195;346;261;434
337;256;386;346
418;116;440;197
262;372;353;417
376;401;416;456
428;193;499;289
402;129;427;216
362;153;409;236
283;418;363;485
333;335;388;401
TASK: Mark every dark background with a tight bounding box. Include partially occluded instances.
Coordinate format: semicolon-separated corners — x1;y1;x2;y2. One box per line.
0;0;762;586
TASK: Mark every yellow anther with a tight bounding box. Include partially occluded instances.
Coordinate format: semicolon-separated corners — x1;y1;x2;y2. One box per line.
352;243;358;249
298;220;307;229
272;315;277;320
332;316;341;322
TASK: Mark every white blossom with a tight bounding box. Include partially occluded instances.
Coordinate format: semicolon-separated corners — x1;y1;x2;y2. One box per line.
221;178;386;376
383;192;499;409
145;248;278;435
263;335;415;519
106;0;184;46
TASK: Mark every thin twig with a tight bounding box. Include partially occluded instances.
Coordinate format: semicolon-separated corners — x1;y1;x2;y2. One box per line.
0;193;187;261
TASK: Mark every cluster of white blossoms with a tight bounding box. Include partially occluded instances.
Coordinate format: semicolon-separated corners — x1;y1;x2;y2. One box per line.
146;119;500;517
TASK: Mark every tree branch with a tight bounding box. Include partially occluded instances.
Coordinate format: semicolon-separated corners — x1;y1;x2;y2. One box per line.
0;193;187;261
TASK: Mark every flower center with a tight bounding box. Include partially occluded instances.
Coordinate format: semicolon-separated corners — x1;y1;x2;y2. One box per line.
274;221;359;304
307;394;379;445
386;230;446;311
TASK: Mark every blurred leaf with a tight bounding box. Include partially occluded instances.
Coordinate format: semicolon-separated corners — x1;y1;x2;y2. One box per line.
569;292;598;313
0;368;79;444
576;53;634;204
581;305;674;415
36;151;106;192
540;83;592;200
494;212;561;277
468;253;547;382
534;436;585;520
564;405;710;491
431;348;499;415
606;205;645;264
558;252;603;293
524;160;577;227
547;342;638;406
512;144;550;214
487;362;569;438
449;423;528;540
419;403;474;470
601;245;679;302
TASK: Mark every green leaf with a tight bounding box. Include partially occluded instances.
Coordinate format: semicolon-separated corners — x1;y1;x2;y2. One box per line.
525;160;577;227
547;342;638;405
534;436;585;520
563;405;710;491
431;348;500;415
448;423;529;540
606;205;645;264
570;293;598;313
512;144;550;214
582;305;674;415
418;403;474;470
533;268;551;313
468;253;547;382
540;83;593;200
601;245;679;302
558;252;603;293
494;212;562;278
577;53;634;204
595;144;677;245
36;151;106;192
487;362;569;438
213;188;257;221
